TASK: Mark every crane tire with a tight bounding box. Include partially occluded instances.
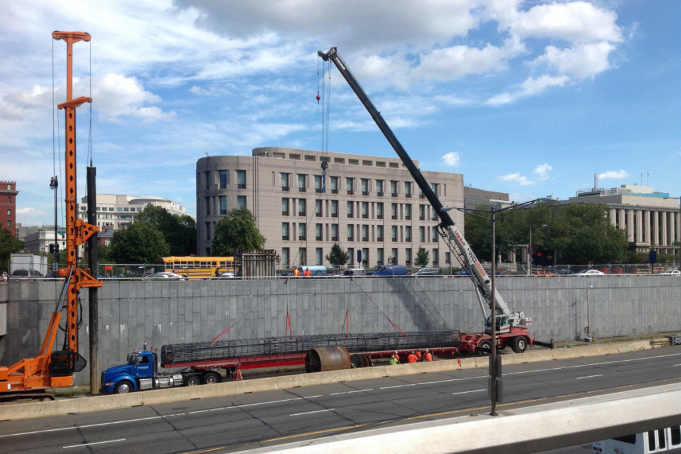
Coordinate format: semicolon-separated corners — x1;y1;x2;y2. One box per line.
512;336;528;354
477;339;492;356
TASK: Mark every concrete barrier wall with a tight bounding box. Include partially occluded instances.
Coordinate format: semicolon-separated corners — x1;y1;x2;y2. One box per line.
0;276;679;385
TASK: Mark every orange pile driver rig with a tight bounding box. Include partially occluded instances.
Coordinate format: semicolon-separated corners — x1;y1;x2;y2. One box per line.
0;31;101;396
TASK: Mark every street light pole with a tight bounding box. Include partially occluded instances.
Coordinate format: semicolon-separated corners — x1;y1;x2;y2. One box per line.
490;206;498;416
586;285;593;341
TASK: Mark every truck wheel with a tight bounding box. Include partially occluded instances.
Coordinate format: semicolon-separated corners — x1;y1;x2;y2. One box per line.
512;336;528;354
202;372;220;384
114;380;133;394
477;339;492;356
184;375;200;387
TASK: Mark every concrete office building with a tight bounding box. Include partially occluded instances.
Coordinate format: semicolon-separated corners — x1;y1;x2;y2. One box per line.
463;187;511;211
565;183;680;255
196;147;465;269
77;194;194;230
23;225;66;255
0;181;18;236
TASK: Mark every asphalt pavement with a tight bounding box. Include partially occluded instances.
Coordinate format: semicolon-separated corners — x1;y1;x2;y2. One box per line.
1;348;680;453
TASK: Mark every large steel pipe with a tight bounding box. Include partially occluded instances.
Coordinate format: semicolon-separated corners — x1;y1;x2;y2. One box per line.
305;347;351;373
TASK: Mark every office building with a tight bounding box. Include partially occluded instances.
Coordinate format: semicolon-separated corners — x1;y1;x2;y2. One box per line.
77;194;194;230
464;187;511;211
23;225;66;255
196;147;465;269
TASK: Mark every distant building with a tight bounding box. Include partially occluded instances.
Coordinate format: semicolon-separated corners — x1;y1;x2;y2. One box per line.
77;194;194;230
464;187;511;211
23;225;66;255
564;180;680;255
196;147;465;269
0;181;18;236
15;223;40;243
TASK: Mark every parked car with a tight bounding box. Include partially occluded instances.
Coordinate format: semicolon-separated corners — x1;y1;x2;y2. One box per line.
573;270;606;276
367;265;407;277
210;271;235;280
659;270;680;276
295;265;327;276
344;268;366;276
10;269;43;279
144;272;187;280
410;267;441;276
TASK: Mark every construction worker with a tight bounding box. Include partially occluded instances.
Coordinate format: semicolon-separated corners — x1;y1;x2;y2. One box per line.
389;352;399;365
414;351;422;361
423;349;433;362
407;351;417;363
303;267;311;278
292;267;300;277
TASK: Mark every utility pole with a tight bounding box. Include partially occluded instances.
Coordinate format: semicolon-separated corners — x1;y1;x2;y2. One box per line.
49;176;59;272
87;166;99;394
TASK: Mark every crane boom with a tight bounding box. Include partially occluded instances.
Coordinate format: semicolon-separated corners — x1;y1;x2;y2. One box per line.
318;47;530;331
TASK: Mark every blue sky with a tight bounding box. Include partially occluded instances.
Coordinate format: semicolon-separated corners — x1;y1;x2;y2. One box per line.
1;0;679;226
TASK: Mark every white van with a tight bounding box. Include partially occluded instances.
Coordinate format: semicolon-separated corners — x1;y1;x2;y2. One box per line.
593;426;681;453
296;265;327;276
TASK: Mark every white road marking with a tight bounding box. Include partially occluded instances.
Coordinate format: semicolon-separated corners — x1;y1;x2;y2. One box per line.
380;383;417;390
577;374;603;380
673;364;681;367
290;409;335;417
452;389;485;395
330;389;373;395
63;439;125;449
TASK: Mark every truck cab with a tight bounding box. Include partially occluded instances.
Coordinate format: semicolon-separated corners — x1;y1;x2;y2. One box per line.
101;351;156;394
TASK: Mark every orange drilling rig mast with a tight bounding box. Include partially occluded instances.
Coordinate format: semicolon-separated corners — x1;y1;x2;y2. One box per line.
0;31;101;395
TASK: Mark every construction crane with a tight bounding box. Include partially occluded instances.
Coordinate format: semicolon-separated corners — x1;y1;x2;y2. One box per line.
318;47;535;353
0;31;101;396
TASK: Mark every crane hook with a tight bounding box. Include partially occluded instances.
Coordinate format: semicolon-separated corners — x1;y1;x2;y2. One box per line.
316;90;320;104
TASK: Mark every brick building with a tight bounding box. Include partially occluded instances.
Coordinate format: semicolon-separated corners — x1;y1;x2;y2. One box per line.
0;181;18;236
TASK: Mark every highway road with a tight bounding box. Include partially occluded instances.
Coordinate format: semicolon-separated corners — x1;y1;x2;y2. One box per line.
1;348;680;453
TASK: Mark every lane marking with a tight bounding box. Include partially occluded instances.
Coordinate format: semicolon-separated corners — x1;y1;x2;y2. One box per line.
577;374;603;380
290;409;335;417
330;389;373;396
380;383;417;390
452;389;485;395
63;438;125;449
673;364;681;367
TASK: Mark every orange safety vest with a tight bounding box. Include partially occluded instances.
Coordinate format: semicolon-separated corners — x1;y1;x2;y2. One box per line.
415;352;422;361
303;269;311;277
292;269;300;277
407;354;417;363
423;352;433;362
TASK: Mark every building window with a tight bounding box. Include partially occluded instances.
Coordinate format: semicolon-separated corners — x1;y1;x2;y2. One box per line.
405;204;411;220
432;226;438;242
419;226;425;242
7;209;10;215
7;197;10;203
361;202;369;219
347;224;354;241
445;251;451;264
124;207;129;212
346;177;355;194
314;175;322;193
298;174;307;192
331;200;338;217
406;248;412;265
362;225;369;242
6;184;9;190
206;171;211;190
315;200;322;217
404;182;412;197
391;248;398;264
316;223;323;241
316;248;323;266
205;222;211;241
219;170;228;189
431;207;438;221
109;207;114;211
362;248;369;267
405;226;412;242
237;170;246;189
377;202;384;219
282;198;289;216
282;248;290;268
298;223;306;241
330;176;339;194
347;201;354;218
220;196;227;215
298;247;307;265
376;179;384;195
205;197;211;215
431;183;438;196
392;226;398;242
361;178;369;195
281;173;290;191
7;220;11;227
377;248;384;266
377;225;383;241
282;222;289;240
391;203;398;220
331;224;339;241
348;248;354;265
419;205;425;220
390;181;398;196
237;196;246;208
298;199;306;216
117;207;122;212
432;249;439;266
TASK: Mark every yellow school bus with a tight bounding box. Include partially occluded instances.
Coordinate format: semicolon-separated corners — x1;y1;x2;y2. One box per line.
162;256;235;280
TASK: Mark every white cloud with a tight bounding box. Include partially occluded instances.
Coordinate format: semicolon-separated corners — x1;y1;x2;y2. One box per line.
486;75;569;105
533;164;553;180
499;173;533;186
442;152;461;166
598;170;629;179
532;42;616;79
17;207;47;216
189;85;229;96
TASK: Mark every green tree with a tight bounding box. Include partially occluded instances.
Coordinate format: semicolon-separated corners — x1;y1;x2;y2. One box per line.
136;205;196;256
0;227;23;273
325;243;348;266
463;204;519;262
212;207;265;255
109;221;170;263
415;247;430;267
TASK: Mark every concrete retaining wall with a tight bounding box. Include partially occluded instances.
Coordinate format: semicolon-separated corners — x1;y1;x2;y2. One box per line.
0;275;679;385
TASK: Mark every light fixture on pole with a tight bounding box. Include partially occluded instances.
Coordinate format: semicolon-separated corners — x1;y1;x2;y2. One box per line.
49;176;59;272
